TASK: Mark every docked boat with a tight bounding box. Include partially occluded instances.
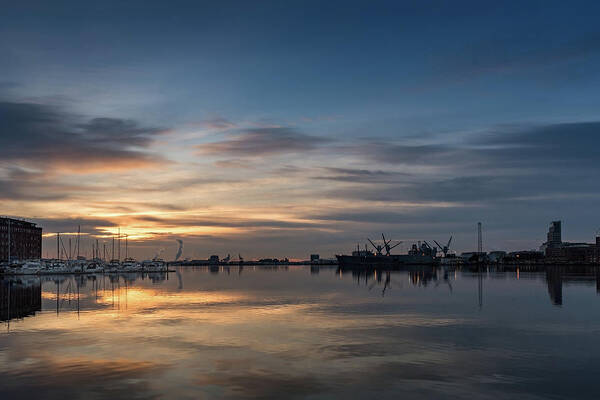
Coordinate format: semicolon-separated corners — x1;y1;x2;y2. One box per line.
11;261;43;275
142;258;167;272
336;235;439;269
122;258;140;271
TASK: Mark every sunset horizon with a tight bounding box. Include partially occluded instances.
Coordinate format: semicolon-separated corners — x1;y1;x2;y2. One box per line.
2;2;600;399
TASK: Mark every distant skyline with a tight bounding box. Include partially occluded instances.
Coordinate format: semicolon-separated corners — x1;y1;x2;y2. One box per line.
2;1;600;259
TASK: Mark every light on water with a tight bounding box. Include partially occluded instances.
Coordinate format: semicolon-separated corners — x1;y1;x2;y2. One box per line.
1;266;600;399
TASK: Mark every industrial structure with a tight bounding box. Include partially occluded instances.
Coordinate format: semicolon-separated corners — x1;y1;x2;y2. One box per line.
0;217;43;262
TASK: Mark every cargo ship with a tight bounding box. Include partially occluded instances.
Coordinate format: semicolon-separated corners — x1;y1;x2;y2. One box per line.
336;234;439;268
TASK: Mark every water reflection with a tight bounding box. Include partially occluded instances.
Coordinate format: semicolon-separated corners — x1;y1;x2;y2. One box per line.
1;279;42;323
1;272;169;324
0;266;599;399
1;266;600;324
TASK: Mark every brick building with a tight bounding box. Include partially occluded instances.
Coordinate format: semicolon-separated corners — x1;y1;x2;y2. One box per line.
543;226;600;264
0;218;43;262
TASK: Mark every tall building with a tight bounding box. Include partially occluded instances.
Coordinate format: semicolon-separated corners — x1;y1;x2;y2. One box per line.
547;221;562;248
0;218;43;262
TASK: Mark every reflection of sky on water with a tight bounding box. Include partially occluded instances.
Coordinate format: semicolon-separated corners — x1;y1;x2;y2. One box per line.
1;266;600;399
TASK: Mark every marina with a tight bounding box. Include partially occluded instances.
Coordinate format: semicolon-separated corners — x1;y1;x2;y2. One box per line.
0;259;170;275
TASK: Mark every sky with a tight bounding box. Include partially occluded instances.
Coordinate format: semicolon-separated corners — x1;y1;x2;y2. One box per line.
1;0;600;260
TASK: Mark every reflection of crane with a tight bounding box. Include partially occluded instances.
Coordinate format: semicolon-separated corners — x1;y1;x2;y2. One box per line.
176;269;183;290
368;234;402;256
368;271;403;297
382;271;391;296
434;236;453;257
435;268;453;293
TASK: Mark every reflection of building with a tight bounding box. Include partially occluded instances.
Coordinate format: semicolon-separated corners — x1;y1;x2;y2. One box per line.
546;267;563;306
545;266;600;306
0;280;42;321
0;218;43;262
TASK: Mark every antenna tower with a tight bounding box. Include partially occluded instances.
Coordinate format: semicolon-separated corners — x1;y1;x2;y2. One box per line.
477;222;483;253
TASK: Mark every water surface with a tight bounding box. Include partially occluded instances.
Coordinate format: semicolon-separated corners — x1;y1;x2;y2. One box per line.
1;265;600;399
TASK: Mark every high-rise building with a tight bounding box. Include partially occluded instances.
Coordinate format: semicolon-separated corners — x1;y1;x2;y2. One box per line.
547;221;562;248
0;217;43;261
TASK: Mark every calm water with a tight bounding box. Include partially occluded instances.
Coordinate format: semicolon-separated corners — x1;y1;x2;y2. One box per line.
1;265;600;399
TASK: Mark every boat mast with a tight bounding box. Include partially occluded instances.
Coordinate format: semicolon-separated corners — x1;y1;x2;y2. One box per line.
57;232;60;260
7;218;10;263
77;225;80;259
118;227;121;261
125;234;128;259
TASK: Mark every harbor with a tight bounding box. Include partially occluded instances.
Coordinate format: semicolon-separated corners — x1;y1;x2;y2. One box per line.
2;217;599;276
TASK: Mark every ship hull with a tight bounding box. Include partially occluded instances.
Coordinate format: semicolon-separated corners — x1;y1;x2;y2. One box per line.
336;254;438;269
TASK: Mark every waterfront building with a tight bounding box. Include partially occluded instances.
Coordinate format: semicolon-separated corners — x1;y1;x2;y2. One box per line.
547;221;562;247
0;217;43;262
542;220;600;263
488;251;507;262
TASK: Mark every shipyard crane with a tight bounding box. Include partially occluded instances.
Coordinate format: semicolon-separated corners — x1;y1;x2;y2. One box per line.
367;235;402;256
381;234;402;256
367;238;384;256
433;236;453;257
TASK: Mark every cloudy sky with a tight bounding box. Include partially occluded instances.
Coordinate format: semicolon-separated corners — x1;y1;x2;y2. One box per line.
2;0;600;260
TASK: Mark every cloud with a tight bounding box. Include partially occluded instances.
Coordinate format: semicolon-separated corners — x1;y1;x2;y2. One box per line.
474;121;600;168
312;167;408;183
0;100;169;173
200;117;237;130
339;141;463;167
0;168;73;201
127;215;327;230
197;127;331;157
213;159;255;169
344;121;600;173
34;217;117;235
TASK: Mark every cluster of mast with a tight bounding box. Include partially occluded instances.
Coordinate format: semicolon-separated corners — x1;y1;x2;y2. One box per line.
54;226;130;261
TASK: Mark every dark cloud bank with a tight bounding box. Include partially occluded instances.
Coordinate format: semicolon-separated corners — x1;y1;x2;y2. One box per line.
0;100;167;172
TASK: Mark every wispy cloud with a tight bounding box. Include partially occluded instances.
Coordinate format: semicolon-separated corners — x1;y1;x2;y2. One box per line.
312;167;408;183
199;117;237;131
198;127;331;157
